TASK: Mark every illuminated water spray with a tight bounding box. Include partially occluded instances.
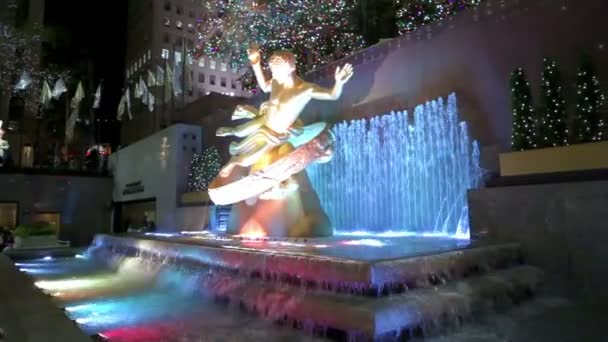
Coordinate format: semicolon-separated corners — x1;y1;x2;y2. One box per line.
307;94;483;238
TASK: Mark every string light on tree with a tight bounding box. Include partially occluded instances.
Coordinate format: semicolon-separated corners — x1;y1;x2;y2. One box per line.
573;55;606;143
538;58;567;147
510;68;536;151
0;22;70;114
395;0;482;35
187;147;221;192
194;0;366;91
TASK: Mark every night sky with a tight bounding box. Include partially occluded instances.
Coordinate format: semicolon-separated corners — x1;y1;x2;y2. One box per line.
44;0;127;146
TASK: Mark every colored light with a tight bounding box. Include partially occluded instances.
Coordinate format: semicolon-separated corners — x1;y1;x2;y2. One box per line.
43;256;53;261
65;304;93;312
342;239;387;247
75;254;86;259
36;279;99;291
238;220;267;239
144;232;176;237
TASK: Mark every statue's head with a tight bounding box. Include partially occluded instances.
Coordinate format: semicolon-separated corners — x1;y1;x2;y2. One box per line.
269;51;296;83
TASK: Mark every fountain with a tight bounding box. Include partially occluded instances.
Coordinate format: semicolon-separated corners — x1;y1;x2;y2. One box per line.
9;52;542;341
308;93;482;238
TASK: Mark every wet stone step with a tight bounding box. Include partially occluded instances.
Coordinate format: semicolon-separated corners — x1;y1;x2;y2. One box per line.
91;234;523;297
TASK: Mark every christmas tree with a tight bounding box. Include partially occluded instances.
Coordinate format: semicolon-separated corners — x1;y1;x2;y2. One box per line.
538;58;568;147
572;55;606;143
510;68;536;151
395;0;482;35
194;0;366;91
187;147;221;192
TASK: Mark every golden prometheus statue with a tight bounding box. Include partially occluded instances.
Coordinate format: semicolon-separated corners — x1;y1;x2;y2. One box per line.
208;44;353;236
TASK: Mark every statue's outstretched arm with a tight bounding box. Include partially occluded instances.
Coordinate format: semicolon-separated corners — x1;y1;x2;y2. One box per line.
248;45;271;93
309;63;354;101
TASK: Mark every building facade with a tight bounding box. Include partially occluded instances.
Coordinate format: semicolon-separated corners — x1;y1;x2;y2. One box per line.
122;0;250;145
109;124;206;232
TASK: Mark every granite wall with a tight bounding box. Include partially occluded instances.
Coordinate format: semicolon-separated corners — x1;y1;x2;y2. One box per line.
468;180;608;302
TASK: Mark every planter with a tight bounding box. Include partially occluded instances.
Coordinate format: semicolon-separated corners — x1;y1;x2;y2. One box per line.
499;141;608;176
181;191;211;205
14;235;69;249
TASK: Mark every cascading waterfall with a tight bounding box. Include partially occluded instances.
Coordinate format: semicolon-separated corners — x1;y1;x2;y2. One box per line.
307;93;483;238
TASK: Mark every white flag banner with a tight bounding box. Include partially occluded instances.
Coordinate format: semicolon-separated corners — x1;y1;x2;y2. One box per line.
92;83;102;109
134;80;142;99
139;78;149;105
70;82;84;109
147;92;155;112
117;93;126;120
165;63;173;102
65;107;78;142
126;88;132;120
147;69;157;87
156;65;165;87
52;78;68;99
117;88;133;121
173;58;182;97
15;71;32;90
39;80;52;107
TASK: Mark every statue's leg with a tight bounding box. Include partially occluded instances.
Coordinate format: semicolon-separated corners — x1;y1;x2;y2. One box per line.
219;141;274;177
232;116;265;138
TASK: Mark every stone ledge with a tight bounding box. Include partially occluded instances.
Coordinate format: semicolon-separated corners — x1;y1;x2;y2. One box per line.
499;141;608;176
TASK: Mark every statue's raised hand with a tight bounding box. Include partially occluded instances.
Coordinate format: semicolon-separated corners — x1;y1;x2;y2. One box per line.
335;63;354;85
247;43;262;65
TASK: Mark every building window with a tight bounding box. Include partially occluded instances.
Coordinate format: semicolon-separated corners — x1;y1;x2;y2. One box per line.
138;58;142;68
198;72;205;83
198;57;205;67
189;10;195;18
231;80;236;89
220;77;227;87
176;20;183;29
209;60;216;70
161;48;170;59
231;62;238;73
163;17;170;26
147;49;151;60
176;5;183;15
163;33;170;43
143;53;147;63
220;62;227;72
187;23;194;33
164;1;171;11
210;75;216;85
174;51;182;62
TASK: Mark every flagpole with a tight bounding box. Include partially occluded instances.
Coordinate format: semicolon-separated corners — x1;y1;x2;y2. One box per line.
64;91;69;163
182;36;186;119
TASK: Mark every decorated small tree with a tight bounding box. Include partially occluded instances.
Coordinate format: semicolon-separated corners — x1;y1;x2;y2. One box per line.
510;68;536;151
572;55;606;143
187;147;221;192
537;58;568;147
